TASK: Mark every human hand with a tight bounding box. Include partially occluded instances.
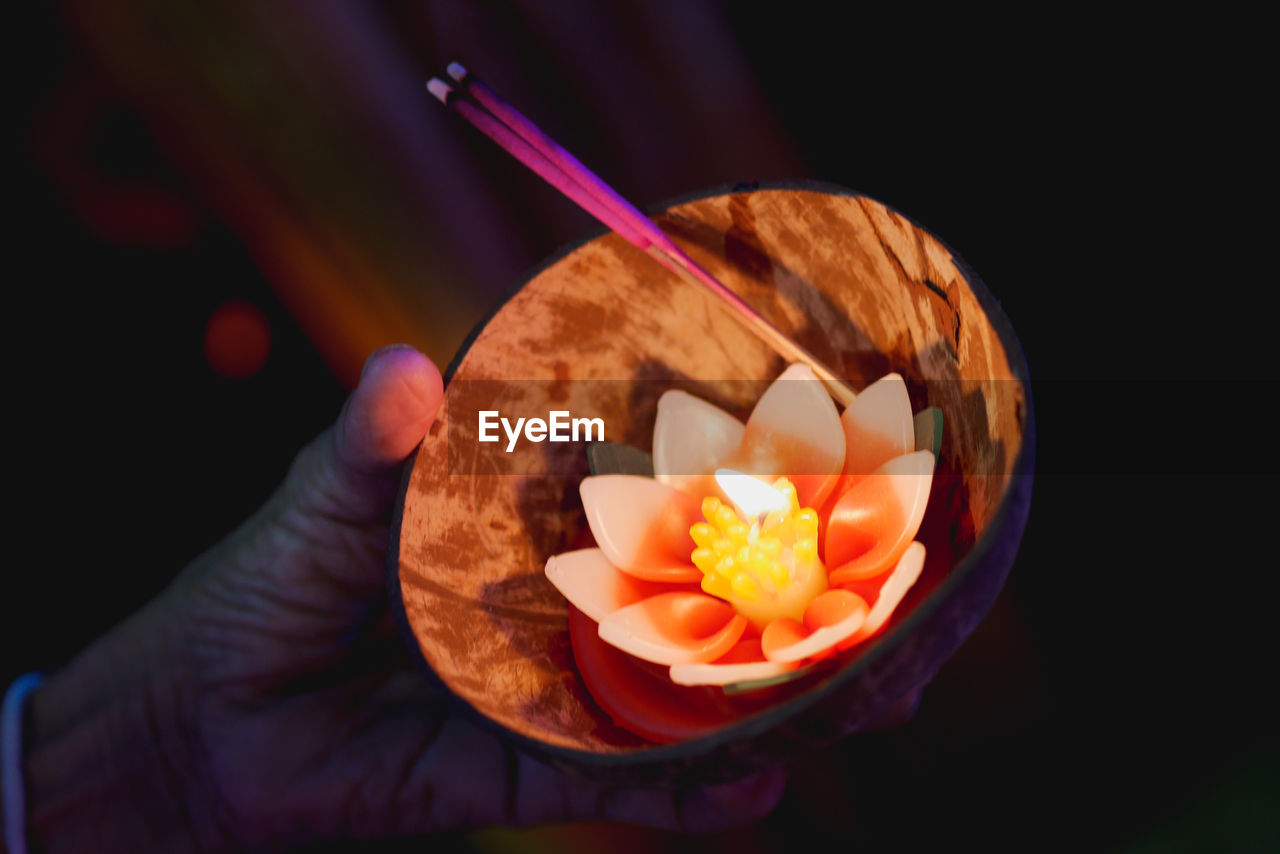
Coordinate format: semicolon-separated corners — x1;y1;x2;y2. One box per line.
23;345;786;853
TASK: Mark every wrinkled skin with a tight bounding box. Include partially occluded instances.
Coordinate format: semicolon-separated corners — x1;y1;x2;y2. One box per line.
26;345;785;853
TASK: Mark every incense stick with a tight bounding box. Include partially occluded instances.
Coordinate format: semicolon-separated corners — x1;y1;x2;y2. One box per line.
426;77;702;291
426;79;649;248
446;63;683;259
428;69;857;407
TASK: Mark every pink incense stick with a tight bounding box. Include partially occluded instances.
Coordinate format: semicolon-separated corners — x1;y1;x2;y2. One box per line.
427;68;857;407
426;78;650;249
427;78;707;287
446;63;684;259
442;65;811;364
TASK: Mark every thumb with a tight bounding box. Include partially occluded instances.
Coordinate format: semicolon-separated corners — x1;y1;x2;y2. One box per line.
339;345;444;479
289;345;444;528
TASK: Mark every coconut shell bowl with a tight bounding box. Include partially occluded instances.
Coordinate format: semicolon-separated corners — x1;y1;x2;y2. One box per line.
389;181;1034;785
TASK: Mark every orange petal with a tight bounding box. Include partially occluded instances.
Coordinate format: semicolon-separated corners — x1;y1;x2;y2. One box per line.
826;450;934;583
759;591;870;663
820;376;919;545
652;390;745;494
840;373;915;480
803;588;869;632
838;542;926;649
669;638;799;686
544;548;687;623
760;619;807;659
580;475;703;582
731;364;845;507
598;592;748;665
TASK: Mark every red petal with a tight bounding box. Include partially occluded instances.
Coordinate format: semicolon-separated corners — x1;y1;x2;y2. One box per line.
569;606;760;743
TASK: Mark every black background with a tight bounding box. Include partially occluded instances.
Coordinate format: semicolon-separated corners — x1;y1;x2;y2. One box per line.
8;4;1275;852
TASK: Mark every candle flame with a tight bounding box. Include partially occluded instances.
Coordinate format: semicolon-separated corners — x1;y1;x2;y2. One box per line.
692;475;829;625
714;469;789;519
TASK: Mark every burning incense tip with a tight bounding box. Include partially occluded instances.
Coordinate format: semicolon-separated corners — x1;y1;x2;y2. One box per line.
426;78;453;103
446;62;470;83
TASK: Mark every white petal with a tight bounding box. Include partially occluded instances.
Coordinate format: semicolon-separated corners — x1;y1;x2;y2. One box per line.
840;372;915;477
670;658;797;686
881;449;935;529
736;364;846;507
544;548;676;623
762;622;854;663
580;475;703;582
652;390;744;493
841;542;926;647
597;592;748;665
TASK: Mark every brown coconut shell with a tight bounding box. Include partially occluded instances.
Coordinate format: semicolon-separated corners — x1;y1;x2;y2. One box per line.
388;181;1035;785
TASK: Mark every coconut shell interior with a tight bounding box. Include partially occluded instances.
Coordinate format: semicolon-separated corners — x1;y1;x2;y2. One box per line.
392;184;1030;776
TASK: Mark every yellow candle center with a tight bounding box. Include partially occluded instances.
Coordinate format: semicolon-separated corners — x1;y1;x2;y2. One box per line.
689;476;828;628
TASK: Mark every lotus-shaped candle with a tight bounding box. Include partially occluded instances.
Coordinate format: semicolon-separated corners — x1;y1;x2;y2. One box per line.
392;185;1033;784
546;366;935;725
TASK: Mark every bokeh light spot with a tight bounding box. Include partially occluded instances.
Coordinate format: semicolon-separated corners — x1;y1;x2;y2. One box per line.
204;299;270;379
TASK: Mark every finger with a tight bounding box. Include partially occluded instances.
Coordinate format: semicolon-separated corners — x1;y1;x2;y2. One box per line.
371;712;785;836
339;344;444;476
675;769;790;833
561;766;788;834
292;345;443;527
511;748;787;833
